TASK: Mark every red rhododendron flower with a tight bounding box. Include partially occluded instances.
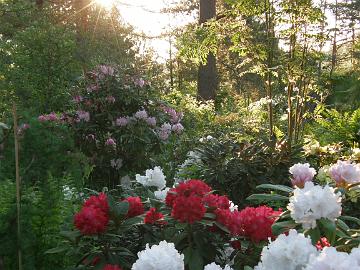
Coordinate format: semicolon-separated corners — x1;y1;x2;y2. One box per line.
83;192;109;213
316;237;331;250
144;208;165;224
171;195;206;223
74;205;109;234
165;188;177;207
235;206;282;242
215;208;233;228
123;197;144;218
203;194;230;210
103;264;122;270
175;179;212;198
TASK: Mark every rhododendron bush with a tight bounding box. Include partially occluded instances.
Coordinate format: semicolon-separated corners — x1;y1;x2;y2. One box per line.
37;65;184;187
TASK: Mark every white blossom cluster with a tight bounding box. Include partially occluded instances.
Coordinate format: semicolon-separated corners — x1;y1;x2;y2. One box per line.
254;230;317;270
287;182;342;229
304;247;360;270
254;230;360;270
204;262;233;270
136;166;166;190
131;241;184;270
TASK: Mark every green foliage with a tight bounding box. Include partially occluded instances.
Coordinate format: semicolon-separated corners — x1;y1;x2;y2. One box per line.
0;175;78;270
176;137;303;206
308;106;360;145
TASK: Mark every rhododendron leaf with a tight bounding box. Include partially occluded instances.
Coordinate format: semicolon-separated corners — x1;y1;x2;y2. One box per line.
121;216;143;227
45;246;68;254
256;184;293;193
113;201;129;218
319;218;337;244
246;193;289;202
59;230;81;242
336;219;350;232
340;216;360;226
0;123;9;129
306;227;321;245
203;212;216;219
214;221;230;233
244;266;253;270
187;248;204;270
272;220;297;235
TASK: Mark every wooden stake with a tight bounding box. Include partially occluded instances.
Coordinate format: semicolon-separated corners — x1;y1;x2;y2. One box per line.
12;104;22;270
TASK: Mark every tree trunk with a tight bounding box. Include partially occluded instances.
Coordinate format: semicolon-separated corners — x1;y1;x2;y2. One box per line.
330;0;338;78
198;0;217;101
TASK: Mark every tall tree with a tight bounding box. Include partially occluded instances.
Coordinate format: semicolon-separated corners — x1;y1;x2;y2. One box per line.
198;0;217;100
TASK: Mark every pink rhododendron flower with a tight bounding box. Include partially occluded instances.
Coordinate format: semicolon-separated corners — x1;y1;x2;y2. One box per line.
99;65;115;76
329;160;360;186
289;163;316;188
134;110;148;120
102;264;122;270
134;77;145;88
72;95;83;103
87;84;99;93
115;117;129;127
47;112;58;121
38;115;47;122
105;138;116;146
146;117;157;127
171;123;184;134
158;123;172;140
76;111;90;122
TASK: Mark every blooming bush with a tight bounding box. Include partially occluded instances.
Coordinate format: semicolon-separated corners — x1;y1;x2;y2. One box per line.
37;65;185;188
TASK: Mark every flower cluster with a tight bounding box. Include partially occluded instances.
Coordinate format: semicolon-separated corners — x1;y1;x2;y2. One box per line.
165;180;211;223
136;166;166;190
144;208;165;225
215;206;281;241
289;163;316;188
123;196;144;218
304;247;360;270
287;182;342;229
329;160;360;186
38;112;58;122
131;241;184;270
74;193;109;235
254;230;318;270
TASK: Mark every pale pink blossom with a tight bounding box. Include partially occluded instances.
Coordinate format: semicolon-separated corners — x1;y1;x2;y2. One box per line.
134;110;148;120
134;78;145;88
76;111;90;122
146;117;157;127
289;163;316;188
72;95;83;103
105;138;116;146
47;112;58;122
38;115;47;122
158;123;172;140
115;117;129;127
329;160;360;185
99;65;115;76
171;123;184;134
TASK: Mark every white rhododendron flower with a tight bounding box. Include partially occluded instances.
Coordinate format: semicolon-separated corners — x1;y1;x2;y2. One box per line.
204;263;233;270
132;241;184;270
287;182;342;229
289;163;316;187
254;230;317;270
304;247;360;270
136;166;166;190
329;160;360;185
229;201;238;212
154;187;170;201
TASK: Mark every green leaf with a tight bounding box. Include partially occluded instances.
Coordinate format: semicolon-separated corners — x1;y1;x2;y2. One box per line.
319;218;336;244
60;230;81;242
246;193;289;202
256;184;293;193
272;220;297;236
305;227;321;245
45;246;68;254
188;248;204;270
0;123;9;129
112;201;129;218
244;266;254;270
340;216;360;226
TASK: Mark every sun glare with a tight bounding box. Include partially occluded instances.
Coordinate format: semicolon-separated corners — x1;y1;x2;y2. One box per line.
94;0;115;10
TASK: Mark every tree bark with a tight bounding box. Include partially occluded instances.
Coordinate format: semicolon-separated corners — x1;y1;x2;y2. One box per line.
198;0;217;100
